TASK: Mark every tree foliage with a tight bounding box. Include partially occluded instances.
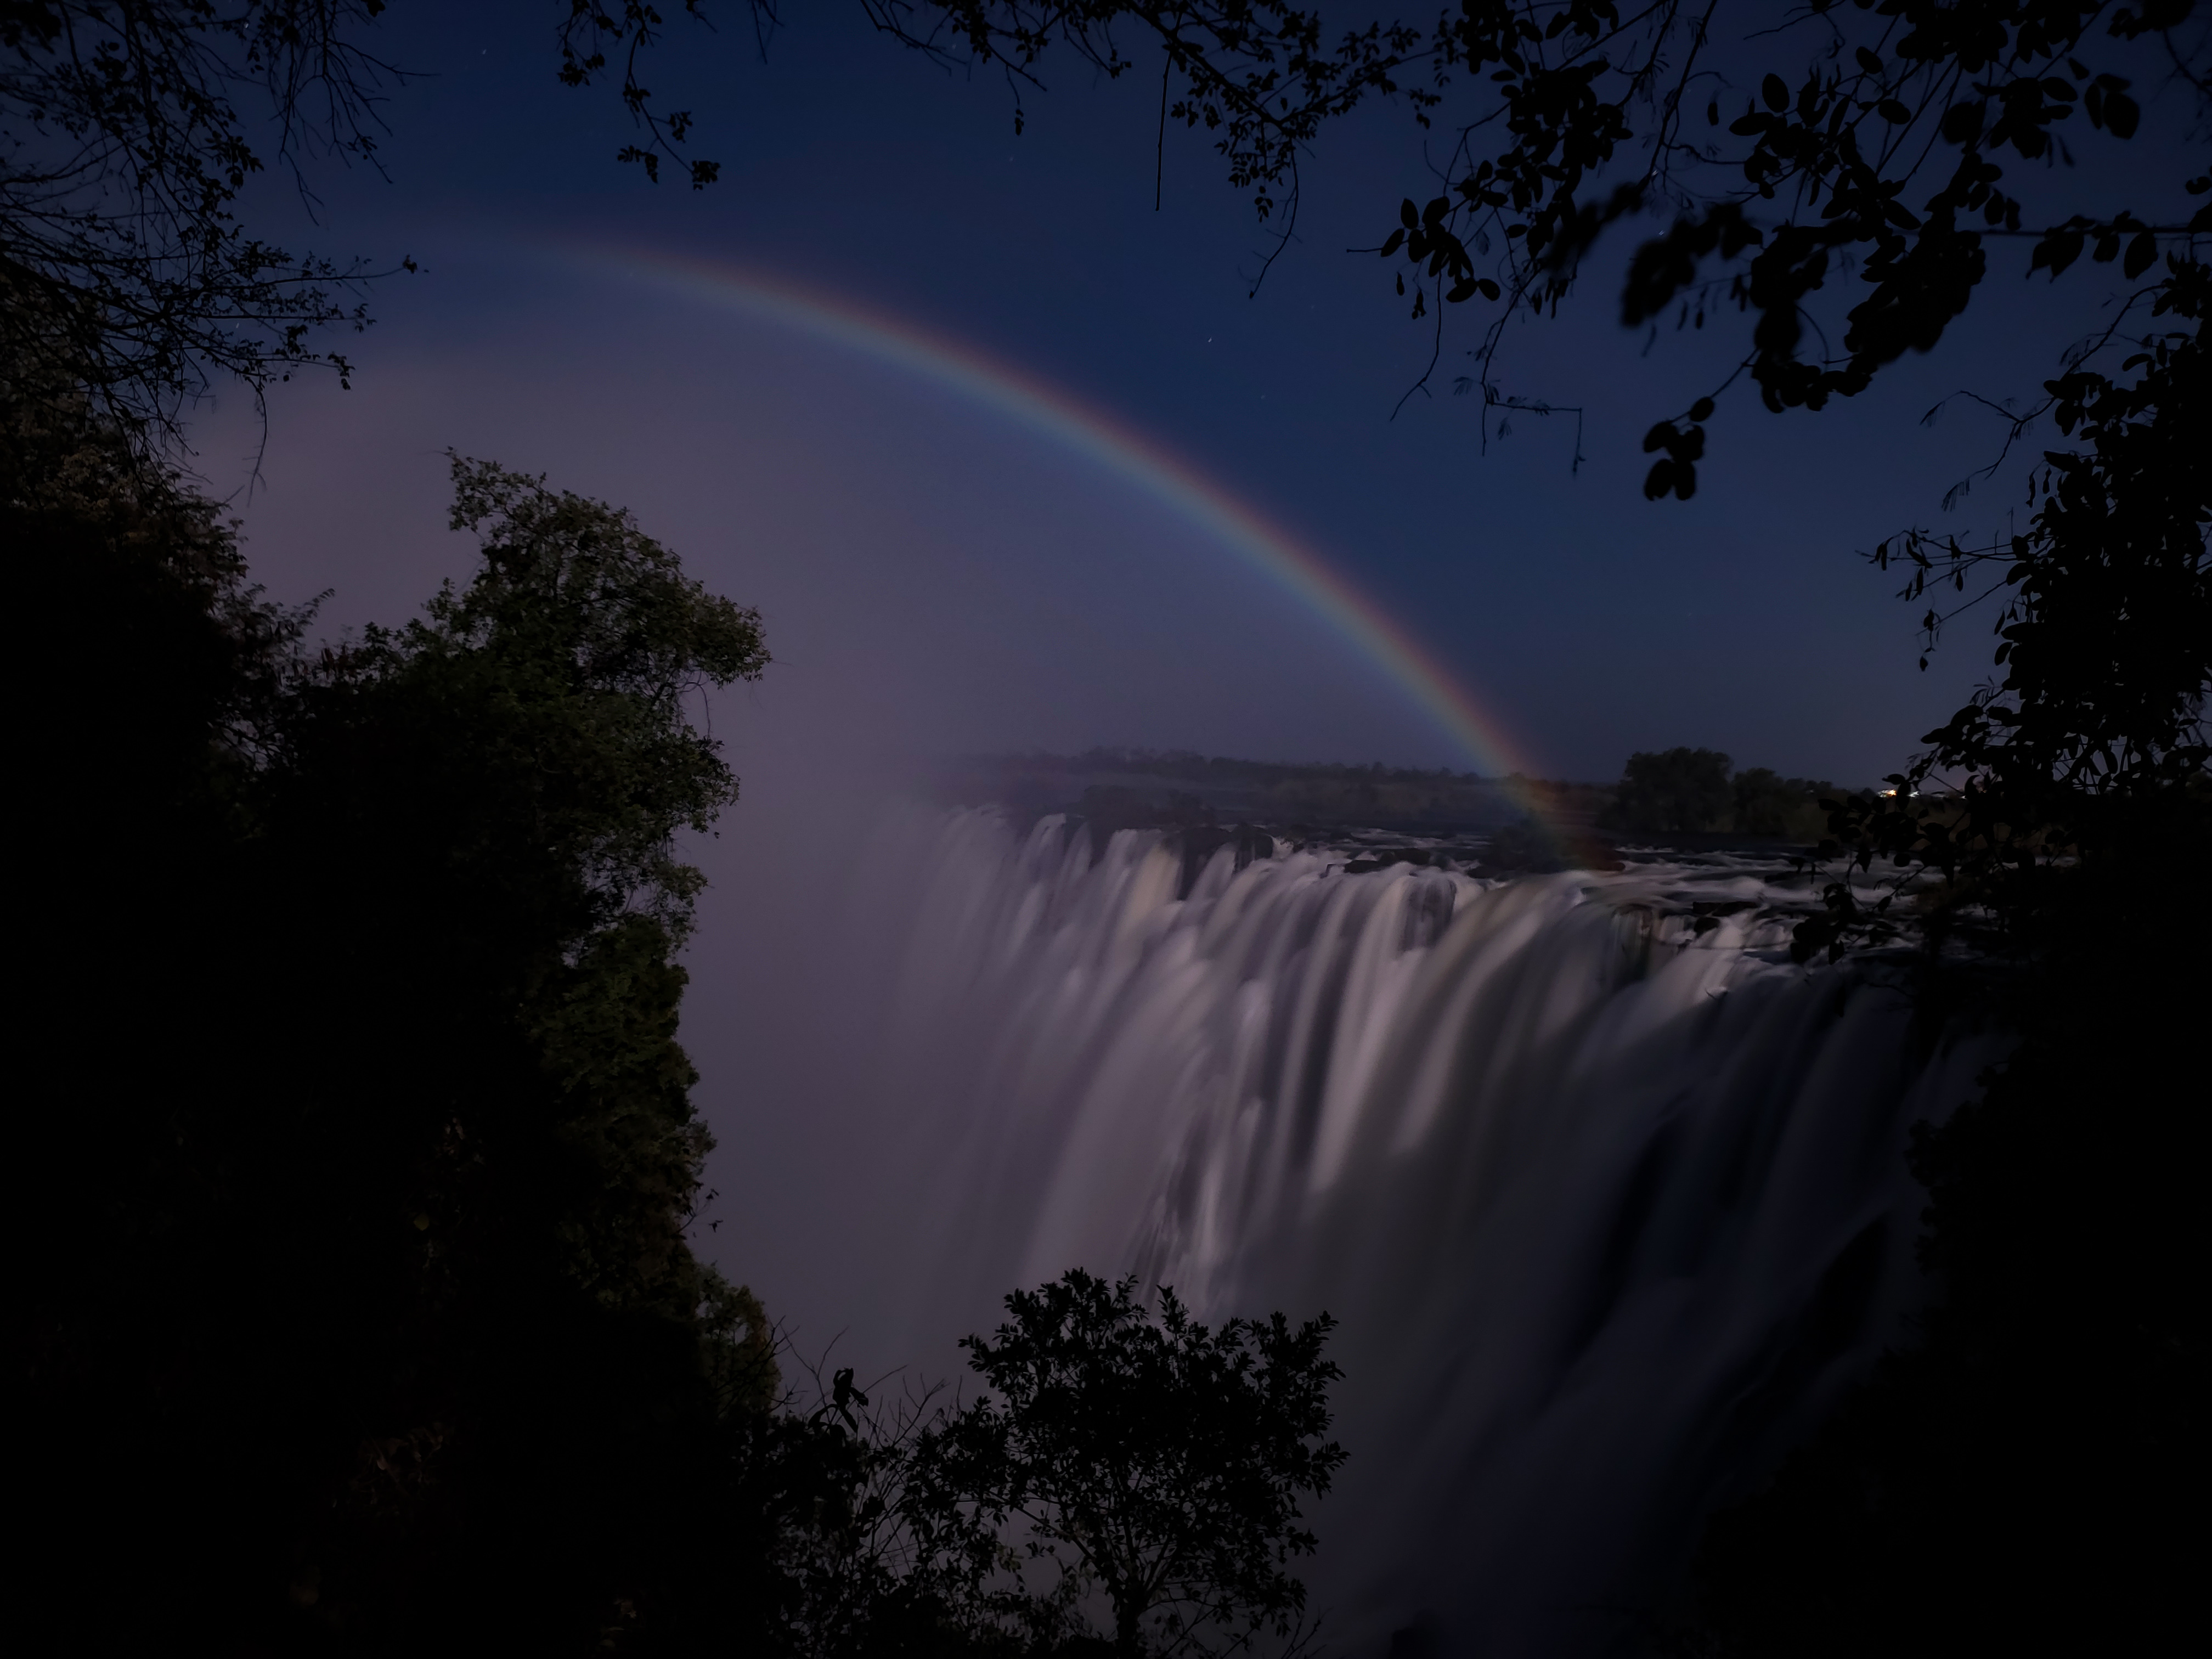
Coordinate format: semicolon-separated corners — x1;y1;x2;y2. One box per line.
1599;745;1839;836
0;1;418;437
1692;793;2208;1657
911;1272;1345;1658
840;3;2208;460
1605;744;1735;831
11;361;790;1651
0;1;744;437
1791;261;2208;961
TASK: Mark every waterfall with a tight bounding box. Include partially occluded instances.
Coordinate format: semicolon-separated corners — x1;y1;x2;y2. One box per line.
810;808;1998;1655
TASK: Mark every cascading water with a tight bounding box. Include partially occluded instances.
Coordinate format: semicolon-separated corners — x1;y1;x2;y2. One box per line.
824;808;1998;1656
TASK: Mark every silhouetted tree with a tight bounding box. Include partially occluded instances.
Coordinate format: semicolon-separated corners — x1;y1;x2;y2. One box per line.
808;5;2209;480
910;1272;1345;1658
1730;766;1838;839
1604;746;1735;832
0;2;420;438
12;359;788;1651
1695;194;2208;1659
1797;279;2210;961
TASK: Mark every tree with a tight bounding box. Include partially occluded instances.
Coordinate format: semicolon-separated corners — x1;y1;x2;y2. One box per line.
0;1;419;439
1795;270;2209;960
911;1271;1345;1658
1604;744;1736;831
1730;765;1838;838
844;4;2204;462
1599;749;1841;835
11;348;789;1650
0;1;746;442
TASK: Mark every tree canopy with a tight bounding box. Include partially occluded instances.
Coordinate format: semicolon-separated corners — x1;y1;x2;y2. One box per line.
911;1272;1345;1658
12;364;785;1649
1;1;413;437
1598;747;1841;836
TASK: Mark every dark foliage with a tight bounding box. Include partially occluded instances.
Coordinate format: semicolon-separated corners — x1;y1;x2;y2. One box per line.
1693;826;2208;1656
1694;234;2209;1656
1797;255;2209;962
1605;745;1735;832
838;2;2208;461
1729;765;1839;838
0;2;415;438
0;2;758;441
995;746;1489;788
1599;746;1839;837
10;368;796;1652
909;1272;1345;1658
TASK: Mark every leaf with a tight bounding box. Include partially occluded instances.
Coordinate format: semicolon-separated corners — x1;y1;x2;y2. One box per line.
1475;278;1501;301
2103;92;2139;138
1643;420;1677;453
1447;278;1478;303
2124;232;2157;279
1400;198;1419;230
1380;228;1404;257
1643;459;1676;499
1855;47;1883;75
1878;99;1912;125
1941;101;1986;145
1689;396;1715;421
1789;915;1835;964
2030;230;2084;278
1762;74;1788;113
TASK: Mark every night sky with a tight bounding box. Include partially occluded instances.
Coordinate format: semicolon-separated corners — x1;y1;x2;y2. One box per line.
200;2;2193;787
183;0;2203;1383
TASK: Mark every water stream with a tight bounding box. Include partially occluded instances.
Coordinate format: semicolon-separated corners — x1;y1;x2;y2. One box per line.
787;809;1997;1654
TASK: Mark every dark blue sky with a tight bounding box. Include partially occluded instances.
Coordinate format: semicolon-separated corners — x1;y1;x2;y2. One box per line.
203;2;2202;783
180;0;2203;1379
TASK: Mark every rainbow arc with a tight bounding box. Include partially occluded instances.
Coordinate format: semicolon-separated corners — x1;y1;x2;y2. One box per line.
568;246;1595;853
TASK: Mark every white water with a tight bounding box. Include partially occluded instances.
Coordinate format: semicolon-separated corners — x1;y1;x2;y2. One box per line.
751;809;1997;1655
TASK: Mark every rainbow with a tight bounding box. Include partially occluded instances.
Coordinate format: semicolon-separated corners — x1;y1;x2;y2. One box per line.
563;246;1589;846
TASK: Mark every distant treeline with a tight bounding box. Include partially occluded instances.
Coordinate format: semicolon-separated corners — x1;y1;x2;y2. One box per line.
952;748;1615;832
986;746;1490;785
953;746;1842;844
1600;747;1847;842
